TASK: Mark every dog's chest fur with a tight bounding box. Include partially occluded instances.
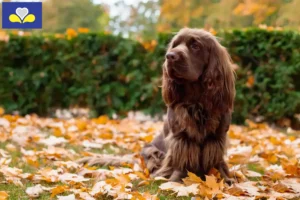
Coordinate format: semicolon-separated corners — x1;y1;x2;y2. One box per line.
166;103;221;171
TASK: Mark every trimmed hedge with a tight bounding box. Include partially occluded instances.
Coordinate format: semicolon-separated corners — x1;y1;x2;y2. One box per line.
0;29;299;123
223;29;300;123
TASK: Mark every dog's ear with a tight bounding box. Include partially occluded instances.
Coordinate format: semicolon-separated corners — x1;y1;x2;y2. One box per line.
202;37;235;112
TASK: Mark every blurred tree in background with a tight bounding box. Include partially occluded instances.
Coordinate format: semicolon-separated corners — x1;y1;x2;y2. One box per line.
42;0;109;33
0;0;109;32
1;0;300;37
158;0;300;32
107;0;300;39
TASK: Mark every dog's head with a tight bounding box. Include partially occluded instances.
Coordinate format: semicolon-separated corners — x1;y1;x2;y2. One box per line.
162;28;235;111
164;28;211;82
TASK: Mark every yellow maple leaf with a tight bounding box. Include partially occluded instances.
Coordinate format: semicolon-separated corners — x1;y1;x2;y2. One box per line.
0;191;9;200
182;171;202;185
205;175;224;191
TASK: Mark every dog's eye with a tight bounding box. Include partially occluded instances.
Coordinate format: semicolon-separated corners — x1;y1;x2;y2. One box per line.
190;43;200;50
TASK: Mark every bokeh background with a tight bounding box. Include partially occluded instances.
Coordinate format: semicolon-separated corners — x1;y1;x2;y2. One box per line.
1;0;300;38
0;0;299;128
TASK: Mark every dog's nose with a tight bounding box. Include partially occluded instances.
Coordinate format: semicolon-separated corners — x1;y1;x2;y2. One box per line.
166;52;179;61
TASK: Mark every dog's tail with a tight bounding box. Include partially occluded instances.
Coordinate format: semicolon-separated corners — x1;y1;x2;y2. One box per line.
76;154;136;167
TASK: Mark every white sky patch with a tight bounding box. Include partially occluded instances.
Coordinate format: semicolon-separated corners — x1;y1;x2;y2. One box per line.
94;0;149;17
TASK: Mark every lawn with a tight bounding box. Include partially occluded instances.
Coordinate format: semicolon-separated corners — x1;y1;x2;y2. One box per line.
0;112;300;199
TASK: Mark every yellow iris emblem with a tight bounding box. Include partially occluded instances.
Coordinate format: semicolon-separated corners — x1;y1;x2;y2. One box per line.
9;7;35;24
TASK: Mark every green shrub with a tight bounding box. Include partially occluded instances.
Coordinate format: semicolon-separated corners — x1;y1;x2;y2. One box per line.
222;29;300;123
0;29;299;124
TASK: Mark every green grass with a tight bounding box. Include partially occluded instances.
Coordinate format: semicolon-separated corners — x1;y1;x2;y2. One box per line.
0;183;50;200
0;140;192;200
0;182;74;200
247;163;265;175
133;180;191;200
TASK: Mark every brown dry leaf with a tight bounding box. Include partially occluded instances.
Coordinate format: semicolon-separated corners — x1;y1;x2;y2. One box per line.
273;182;294;193
0;191;8;200
259;152;278;164
208;168;221;179
226;185;249;196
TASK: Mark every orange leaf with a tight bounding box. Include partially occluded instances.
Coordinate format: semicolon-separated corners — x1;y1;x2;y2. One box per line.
99;132;113;139
0;191;9;200
134;171;148;180
53;128;63;137
0;107;5;115
93;115;109;124
51;185;69;198
246;75;254;88
105;178;120;186
141;135;153;143
208;168;221;179
76;120;87;131
182;171;202;185
227;186;247;196
26;157;39;168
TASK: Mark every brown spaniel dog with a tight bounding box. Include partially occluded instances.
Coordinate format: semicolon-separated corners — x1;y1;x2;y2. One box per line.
141;28;235;184
78;28;235;184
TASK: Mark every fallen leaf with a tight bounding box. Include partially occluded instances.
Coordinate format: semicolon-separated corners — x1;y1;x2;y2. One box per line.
26;184;45;198
159;182;199;197
57;194;76;200
273;182;294;193
0;191;8;200
51;185;69;198
226;185;248;196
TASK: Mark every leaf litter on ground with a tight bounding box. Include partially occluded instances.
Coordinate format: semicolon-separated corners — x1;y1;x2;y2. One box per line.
0;110;300;199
